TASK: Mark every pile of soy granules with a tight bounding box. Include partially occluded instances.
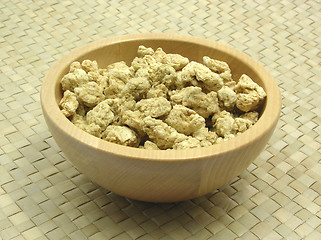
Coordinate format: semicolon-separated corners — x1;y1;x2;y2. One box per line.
59;46;266;150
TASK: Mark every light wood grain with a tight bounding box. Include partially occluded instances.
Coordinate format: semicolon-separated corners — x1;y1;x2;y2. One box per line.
41;33;281;202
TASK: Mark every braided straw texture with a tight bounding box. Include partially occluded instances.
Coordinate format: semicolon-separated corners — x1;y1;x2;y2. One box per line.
1;0;320;239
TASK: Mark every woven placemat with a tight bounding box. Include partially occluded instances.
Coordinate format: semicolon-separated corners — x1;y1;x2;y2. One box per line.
1;0;320;239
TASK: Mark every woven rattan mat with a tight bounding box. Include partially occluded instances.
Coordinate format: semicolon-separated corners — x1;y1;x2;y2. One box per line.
1;0;320;239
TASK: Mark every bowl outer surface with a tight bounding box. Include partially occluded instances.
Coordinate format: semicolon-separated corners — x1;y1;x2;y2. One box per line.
41;33;281;202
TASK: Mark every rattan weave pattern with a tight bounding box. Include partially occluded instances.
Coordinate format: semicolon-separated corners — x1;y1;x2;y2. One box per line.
1;0;320;239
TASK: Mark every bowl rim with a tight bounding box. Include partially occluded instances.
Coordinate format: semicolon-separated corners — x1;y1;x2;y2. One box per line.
41;33;281;161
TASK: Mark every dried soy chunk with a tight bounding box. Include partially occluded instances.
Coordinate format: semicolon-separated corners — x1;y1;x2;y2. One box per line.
193;62;224;92
99;98;134;115
234;117;254;133
173;137;202;150
142;116;187;150
99;98;132;126
236;93;261;113
131;57;145;71
61;69;89;92
203;56;230;74
118;98;137;114
204;91;221;117
216;135;235;144
165;105;205;135
108;61;134;83
121;110;145;136
104;63;137;99
82;123;102;138
99;67;109;76
81;60;99;73
161;54;189;71
135;67;150;78
86;100;115;132
170;86;219;118
212;111;237;138
131;55;160;73
150;64;177;88
135;97;171;118
146;84;168;99
71;114;101;138
212;110;258;139
137;45;154;57
87;71;108;90
104;77;126;98
59;90;79;117
240;111;259;123
69;61;82;73
143;140;160;150
145;54;162;69
180;61;224;92
234;74;266;112
177;62;199;88
152;48;167;62
192;127;218;147
102;125;140;147
70;113;85;127
217;86;237;110
235;74;259;91
75;103;87;117
203;56;235;87
121;77;151;100
234;111;259;133
74;81;105;107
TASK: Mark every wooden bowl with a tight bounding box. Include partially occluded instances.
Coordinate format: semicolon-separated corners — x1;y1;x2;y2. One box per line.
41;33;281;202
